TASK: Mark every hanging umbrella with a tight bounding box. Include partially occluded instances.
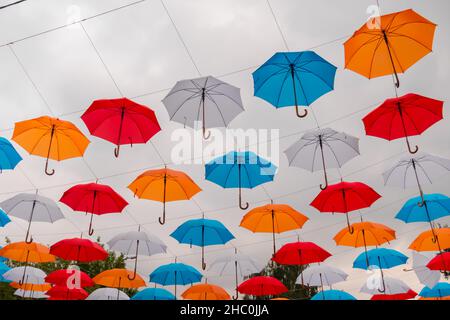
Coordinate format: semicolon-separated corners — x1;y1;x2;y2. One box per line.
50;238;108;263
396;194;450;224
11;282;51;292
297;265;348;293
128;168;201;225
361;276;411;295
45;269;94;288
0;193;64;243
310;181;381;232
46;286;88;300
409;228;450;252
0;137;22;173
419;283;450;299
403;252;440;289
182;283;230;300
284;128;359;189
0;209;11;227
311;290;356;301
205;151;277;210
60;182;128;235
240;202;308;256
150;261;202;299
0;262;11;278
238;276;287;297
363;94;443;154
132;288;175;300
12;116;90;175
170;217;234;270
162;76;244;139
14;289;49;299
107;227;167;280
344;9;436;87
253;51;337;118
86;288;130;300
427;252;450;272
3;267;46;285
371;289;417;301
209;249;261;300
93;269;145;300
272;241;331;265
81;98;161;157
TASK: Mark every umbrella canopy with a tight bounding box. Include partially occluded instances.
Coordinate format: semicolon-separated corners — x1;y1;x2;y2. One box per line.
50;238;108;263
60;183;128;235
0;137;22;172
311;290;356;301
86;288;130;300
11;282;51;292
238;276;288;297
240;203;308;256
182;283;230;300
361;276;411;295
46;286;88;300
353;248;408;270
0;262;11;277
344;9;436;87
12;116;90;175
1;193;64;243
132;288;175;300
170;218;234;270
162;76;244;139
396;194;450;223
0;209;11;227
419;283;450;298
253;51;336;118
0;242;55;263
297;265;348;290
409;228;450;252
406;252;441;289
3;267;46;285
14;289;49;299
272;241;331;266
363;94;443;154
371;289;417;300
93;269;145;289
45;269;94;288
81;98;161;157
205;151;277;210
427;252;450;271
128;168;201;225
284;128;359;189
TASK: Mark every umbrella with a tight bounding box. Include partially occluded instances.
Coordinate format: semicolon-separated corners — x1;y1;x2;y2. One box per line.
238;276;287;297
107;227;167;280
14;289;48;299
361;276;410;295
205;151;277;210
162;76;244;139
132;288;175;300
170;217;234;270
0;137;22;172
0;262;11;278
403;252;440;289
371;289;417;301
182;283;230;300
46;286;88;300
0;193;64;243
419;283;450;299
396;194;450;223
93;268;145;300
310;181;381;232
128;167;201;225
284;128;359;189
311;290;356;301
50;238;108;263
0;209;11;227
150;261;202;298
363;94;443;154
11;282;51;292
81;98;161;157
209;249;261;300
86;288;130;300
45;269;94;288
427;252;450;272
272;241;331;266
409;228;450;252
240;202;308;256
344;9;436;87
297;265;348;292
12;116;90;175
3;267;46;285
253;51;336;118
60;182;128;235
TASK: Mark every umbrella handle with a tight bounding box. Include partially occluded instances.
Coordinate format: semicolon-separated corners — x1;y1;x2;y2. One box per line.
88;213;95;236
25;233;33;244
45;158;55;176
406;139;419;155
377;268;386;293
402;268;414;272
232;292;239;300
127;271;137;281
159;179;167;225
203;127;211;140
238;187;249;210
202;246;207;270
295;105;308;118
114;145;120;158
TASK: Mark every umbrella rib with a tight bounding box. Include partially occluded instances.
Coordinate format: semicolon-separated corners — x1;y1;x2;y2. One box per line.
345;35;382;68
298;65;335;90
368;37;384;78
309;141;320;172
414;161;434;185
275;71;291;107
293;71;310;106
169;91;203;121
206;91;245;111
204;92;228;127
254;69;289;95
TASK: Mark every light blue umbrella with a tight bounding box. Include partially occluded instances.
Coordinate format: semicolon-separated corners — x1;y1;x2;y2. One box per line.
0;209;11;227
396;194;450;223
0;262;11;283
311;289;356;300
205;151;277;210
419;282;450;298
0;137;22;172
0;246;6;263
132;288;175;300
253;51;337;118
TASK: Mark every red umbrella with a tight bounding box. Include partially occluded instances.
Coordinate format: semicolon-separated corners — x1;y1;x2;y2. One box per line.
363;93;443;154
45;269;94;288
81;98;161;157
371;289;417;300
50;238;108;263
237;276;288;297
427;252;450;271
310;181;381;233
60;182;128;235
46;285;88;300
272;241;331;265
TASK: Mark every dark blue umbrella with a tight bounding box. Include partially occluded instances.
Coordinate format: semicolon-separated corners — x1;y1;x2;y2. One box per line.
253;51;336;118
131;288;176;300
0;209;11;227
419;282;450;298
311;289;356;300
170;218;234;270
0;137;22;173
205;151;277;210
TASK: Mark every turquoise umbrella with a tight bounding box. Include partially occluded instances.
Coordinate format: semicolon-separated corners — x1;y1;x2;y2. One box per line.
0;209;11;227
132;288;175;300
419;282;450;299
311;290;356;300
0;137;22;173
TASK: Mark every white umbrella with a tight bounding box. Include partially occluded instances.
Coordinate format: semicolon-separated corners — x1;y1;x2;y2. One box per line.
297;264;348;291
162;76;244;139
14;289;48;299
404;252;440;289
0;193;64;243
360;276;411;295
285;128;359;189
86;288;130;300
108;227;167;280
3;266;46;285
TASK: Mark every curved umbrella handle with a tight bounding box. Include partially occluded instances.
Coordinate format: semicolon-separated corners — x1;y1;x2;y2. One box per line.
377;268;386;293
203;127;211;140
88;213;95;236
295;105;308;118
320;181;328;190
25;233;33;244
346;214;354;234
114;145;121;158
238;187;249;210
159;202;166;225
406;141;419;155
45;158;55;176
202;246;207;270
232;292;239;300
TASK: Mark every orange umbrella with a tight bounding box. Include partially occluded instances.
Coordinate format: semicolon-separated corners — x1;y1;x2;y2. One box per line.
271;297;289;300
344;9;436;87
128;167;201;225
10;282;52;292
93;268;145;289
409;228;450;252
12;116;90;175
240;202;308;256
419;296;450;301
182;283;230;300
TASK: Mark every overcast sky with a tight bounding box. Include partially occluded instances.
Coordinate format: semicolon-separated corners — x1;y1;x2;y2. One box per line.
0;0;449;299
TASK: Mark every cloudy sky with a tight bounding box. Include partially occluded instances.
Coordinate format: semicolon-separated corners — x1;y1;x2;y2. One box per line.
0;0;449;299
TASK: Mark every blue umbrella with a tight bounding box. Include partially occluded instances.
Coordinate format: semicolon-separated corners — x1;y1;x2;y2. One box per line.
0;209;11;227
253;51;337;118
150;262;202;298
205;151;277;210
0;138;22;172
311;289;356;300
396;194;450;223
0;246;6;263
419;282;450;298
132;288;176;300
0;262;11;283
170;218;234;270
